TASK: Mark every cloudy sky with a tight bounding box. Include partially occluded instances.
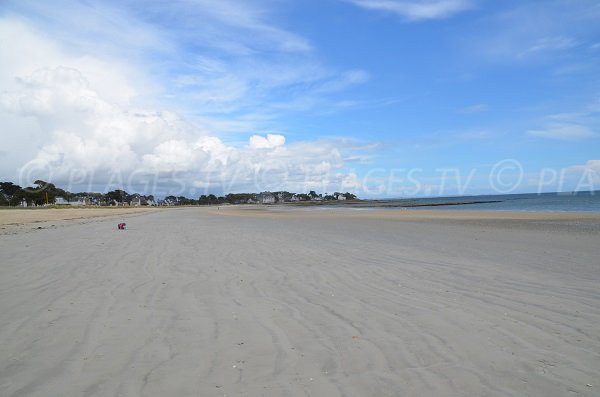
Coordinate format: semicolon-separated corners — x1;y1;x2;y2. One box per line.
1;0;599;197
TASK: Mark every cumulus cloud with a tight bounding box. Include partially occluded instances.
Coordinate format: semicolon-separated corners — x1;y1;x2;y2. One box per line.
347;0;474;21
0;4;374;195
2;66;194;174
1;66;361;195
1;1;369;127
0;18;154;107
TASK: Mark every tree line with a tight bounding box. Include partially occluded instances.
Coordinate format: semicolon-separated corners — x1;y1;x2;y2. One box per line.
0;180;357;206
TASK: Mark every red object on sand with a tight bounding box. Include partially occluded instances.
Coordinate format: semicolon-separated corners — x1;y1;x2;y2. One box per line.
117;223;126;230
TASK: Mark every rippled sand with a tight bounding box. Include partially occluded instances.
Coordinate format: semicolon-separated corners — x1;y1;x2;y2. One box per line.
1;207;598;396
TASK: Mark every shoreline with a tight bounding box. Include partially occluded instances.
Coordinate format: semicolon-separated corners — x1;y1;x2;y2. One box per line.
215;204;600;220
280;199;504;208
2;205;600;227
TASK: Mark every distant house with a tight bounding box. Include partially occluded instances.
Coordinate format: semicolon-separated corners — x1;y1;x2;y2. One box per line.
130;195;142;206
257;192;276;204
69;197;88;206
54;196;67;205
163;198;177;206
20;199;28;207
336;194;347;201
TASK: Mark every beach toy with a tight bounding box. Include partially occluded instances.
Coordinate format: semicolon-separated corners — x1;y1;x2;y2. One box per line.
117;223;126;230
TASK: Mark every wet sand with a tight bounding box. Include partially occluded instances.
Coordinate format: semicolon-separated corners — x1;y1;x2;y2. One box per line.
0;207;599;396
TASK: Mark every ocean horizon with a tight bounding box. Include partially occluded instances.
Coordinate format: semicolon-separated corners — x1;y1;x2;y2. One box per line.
342;191;600;212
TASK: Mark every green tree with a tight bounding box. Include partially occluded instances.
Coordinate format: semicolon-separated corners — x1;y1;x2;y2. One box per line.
0;182;22;196
344;192;358;200
106;189;130;203
164;195;178;205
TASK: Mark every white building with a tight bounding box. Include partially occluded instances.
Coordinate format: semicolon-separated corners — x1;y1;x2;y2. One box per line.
54;196;67;205
69;197;88;206
257;192;276;204
130;196;142;206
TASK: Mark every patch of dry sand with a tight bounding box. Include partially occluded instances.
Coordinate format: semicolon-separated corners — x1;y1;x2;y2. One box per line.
0;207;159;226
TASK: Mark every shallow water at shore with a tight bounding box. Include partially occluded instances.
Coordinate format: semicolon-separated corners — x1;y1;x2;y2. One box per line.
305;191;600;212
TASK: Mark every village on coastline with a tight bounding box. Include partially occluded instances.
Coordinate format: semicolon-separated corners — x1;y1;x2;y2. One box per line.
0;180;358;208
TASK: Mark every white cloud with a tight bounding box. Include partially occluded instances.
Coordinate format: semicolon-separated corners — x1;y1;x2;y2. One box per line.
1;66;363;195
527;100;599;141
0;17;161;180
527;124;595;141
0;3;374;194
2;1;366;124
0;18;150;106
248;134;286;149
347;0;474;21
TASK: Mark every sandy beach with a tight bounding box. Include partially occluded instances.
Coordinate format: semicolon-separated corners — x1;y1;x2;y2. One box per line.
0;208;159;229
1;207;599;397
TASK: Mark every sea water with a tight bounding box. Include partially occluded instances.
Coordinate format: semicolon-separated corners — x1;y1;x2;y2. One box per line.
381;191;600;212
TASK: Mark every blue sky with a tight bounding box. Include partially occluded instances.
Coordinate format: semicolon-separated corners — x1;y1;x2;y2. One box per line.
1;0;599;197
